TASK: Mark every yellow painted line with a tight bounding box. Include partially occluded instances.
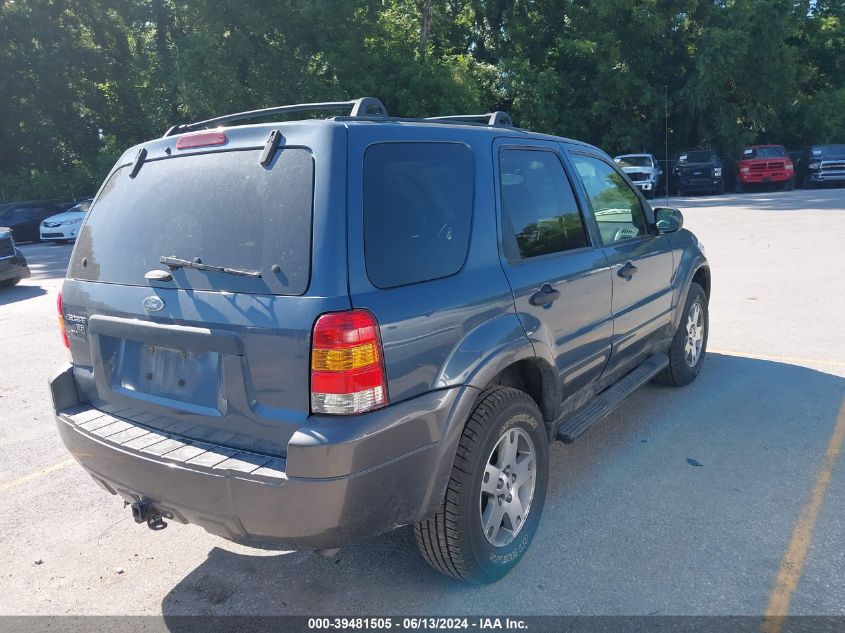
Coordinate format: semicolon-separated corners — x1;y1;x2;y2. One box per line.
763;397;845;633
0;457;75;494
709;348;845;369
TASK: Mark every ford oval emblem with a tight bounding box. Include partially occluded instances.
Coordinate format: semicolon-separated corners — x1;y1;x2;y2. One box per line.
142;296;165;312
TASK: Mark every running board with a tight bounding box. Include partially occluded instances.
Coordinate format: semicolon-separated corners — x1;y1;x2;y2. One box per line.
556;353;669;443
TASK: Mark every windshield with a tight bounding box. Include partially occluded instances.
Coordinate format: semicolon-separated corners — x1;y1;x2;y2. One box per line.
69;148;314;295
615;156;652;168
67;200;92;214
812;145;845;158
742;147;786;159
678;151;714;164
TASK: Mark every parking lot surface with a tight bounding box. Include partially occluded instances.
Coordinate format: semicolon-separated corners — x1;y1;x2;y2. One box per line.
0;188;843;616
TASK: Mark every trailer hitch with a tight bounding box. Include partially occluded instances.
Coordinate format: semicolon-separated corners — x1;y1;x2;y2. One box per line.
128;500;168;531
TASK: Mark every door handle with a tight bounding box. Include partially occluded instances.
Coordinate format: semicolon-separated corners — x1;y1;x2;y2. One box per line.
617;261;638;281
529;283;561;306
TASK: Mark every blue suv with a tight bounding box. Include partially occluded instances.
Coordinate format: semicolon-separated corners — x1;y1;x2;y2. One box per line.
50;98;710;583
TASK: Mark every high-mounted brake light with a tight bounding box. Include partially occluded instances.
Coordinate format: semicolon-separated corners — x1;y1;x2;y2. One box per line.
310;310;388;415
57;291;69;348
175;131;228;150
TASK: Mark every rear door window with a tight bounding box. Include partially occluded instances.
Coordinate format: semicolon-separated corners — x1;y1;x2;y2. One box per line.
363;142;473;288
69;149;314;295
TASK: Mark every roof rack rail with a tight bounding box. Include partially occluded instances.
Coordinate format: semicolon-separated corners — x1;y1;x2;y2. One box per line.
424;111;514;128
162;97;388;137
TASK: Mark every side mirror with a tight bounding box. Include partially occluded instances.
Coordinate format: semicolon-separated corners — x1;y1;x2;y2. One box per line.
654;207;683;233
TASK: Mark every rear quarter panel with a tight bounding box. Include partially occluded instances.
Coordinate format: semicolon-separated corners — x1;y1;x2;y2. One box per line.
344;124;521;405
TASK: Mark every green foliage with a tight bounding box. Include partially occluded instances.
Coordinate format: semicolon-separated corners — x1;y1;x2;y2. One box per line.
1;0;844;200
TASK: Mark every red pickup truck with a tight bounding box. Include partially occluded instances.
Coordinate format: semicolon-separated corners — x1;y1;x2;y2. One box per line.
735;145;794;192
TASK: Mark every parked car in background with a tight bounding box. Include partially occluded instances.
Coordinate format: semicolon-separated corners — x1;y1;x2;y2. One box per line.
734;145;794;192
672;149;725;196
613;153;662;198
788;150;804;182
0;226;31;287
0;200;74;243
50;97;710;584
40;199;93;243
799;145;845;189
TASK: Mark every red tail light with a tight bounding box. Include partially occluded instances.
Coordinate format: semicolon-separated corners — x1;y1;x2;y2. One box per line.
57;291;69;348
310;310;388;415
175;131;227;150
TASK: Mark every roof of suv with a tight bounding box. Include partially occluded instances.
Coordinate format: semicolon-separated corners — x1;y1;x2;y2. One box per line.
342;117;596;146
130;96;598;158
115;118;604;177
109;97;609;181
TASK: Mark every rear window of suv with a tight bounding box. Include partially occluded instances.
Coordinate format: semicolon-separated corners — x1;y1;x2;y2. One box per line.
363;142;473;288
69;148;314;295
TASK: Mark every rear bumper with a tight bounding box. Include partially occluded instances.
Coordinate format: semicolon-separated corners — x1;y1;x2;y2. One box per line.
51;365;464;549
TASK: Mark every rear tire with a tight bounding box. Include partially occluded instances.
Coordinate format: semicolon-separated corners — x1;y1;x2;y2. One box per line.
415;387;548;583
655;282;708;387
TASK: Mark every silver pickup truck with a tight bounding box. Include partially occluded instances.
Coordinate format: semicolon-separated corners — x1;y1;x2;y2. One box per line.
614;153;662;199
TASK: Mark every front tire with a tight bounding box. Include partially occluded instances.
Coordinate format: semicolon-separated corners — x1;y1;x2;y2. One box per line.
415;387;549;583
655;282;708;387
0;277;21;288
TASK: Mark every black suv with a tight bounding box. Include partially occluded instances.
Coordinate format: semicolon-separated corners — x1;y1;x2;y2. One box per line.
672;149;725;196
51;98;710;583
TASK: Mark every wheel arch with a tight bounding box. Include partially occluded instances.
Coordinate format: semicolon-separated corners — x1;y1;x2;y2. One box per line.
692;265;711;300
482;358;559;425
419;341;560;520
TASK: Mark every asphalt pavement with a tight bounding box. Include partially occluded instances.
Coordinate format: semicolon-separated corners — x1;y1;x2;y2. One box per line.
0;188;843;616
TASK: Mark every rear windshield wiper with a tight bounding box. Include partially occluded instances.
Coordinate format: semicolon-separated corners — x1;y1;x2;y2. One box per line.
160;256;262;278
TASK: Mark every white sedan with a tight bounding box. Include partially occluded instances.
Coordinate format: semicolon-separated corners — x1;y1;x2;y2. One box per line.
39;199;92;243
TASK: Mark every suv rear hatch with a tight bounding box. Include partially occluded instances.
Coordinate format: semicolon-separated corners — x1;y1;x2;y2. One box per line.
62;122;349;457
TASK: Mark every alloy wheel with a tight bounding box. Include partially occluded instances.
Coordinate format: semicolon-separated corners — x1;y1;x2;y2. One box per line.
479;427;537;547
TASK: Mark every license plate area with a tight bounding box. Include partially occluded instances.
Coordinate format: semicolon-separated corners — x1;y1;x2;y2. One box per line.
115;341;221;410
